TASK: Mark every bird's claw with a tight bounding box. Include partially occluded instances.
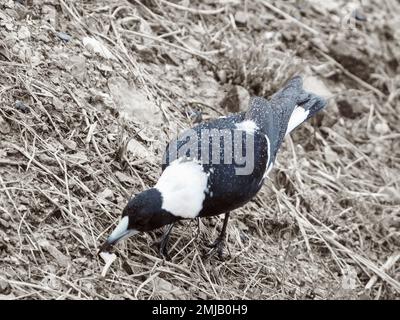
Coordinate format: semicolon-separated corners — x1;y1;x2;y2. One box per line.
205;237;226;260
151;239;171;261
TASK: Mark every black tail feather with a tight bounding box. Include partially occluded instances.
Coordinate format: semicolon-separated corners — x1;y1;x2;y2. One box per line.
299;92;327;120
245;76;327;163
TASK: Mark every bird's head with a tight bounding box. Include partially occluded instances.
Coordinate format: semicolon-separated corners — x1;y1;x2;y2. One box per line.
99;188;178;252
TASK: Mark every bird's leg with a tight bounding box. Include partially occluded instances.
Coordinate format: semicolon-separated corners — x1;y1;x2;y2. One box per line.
153;223;174;259
207;212;230;259
195;217;201;239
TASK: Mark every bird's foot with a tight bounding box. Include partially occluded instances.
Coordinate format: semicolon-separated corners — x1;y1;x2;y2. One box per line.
151;239;171;261
205;236;226;260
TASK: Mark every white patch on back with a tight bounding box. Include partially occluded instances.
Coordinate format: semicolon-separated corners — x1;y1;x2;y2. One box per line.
236;120;259;134
285;106;310;135
155;158;208;219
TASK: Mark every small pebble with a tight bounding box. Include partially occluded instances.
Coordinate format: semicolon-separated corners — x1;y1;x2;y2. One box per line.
234;11;247;25
352;9;367;22
15;100;30;113
57;32;71;42
216;70;227;84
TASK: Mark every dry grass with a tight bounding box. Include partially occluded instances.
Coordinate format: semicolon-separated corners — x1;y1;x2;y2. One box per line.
0;0;399;300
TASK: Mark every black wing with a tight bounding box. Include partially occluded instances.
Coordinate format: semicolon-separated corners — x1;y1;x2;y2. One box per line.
162;112;269;217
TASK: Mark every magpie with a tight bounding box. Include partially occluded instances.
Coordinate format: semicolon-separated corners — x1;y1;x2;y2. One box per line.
99;76;326;258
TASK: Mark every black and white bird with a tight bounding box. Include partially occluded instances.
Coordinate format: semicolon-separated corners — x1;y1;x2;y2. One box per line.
99;76;326;258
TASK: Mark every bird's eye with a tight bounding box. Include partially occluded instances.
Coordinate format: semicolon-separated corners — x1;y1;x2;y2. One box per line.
136;220;145;227
134;215;147;228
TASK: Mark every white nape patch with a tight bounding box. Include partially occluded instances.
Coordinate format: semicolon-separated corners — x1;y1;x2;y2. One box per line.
236;120;259;134
263;135;273;179
285;106;310;135
155;158;208;219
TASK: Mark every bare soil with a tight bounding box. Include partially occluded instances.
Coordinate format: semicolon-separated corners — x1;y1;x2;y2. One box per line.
0;0;399;300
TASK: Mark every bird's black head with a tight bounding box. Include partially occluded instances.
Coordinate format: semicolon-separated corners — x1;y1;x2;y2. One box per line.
122;188;178;232
99;188;178;252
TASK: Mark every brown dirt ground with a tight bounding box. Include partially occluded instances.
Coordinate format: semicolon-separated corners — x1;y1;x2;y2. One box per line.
0;0;399;300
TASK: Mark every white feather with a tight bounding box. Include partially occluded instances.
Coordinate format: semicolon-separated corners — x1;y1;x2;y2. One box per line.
263;134;273;179
155;159;208;219
285;106;310;135
236;120;259;134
